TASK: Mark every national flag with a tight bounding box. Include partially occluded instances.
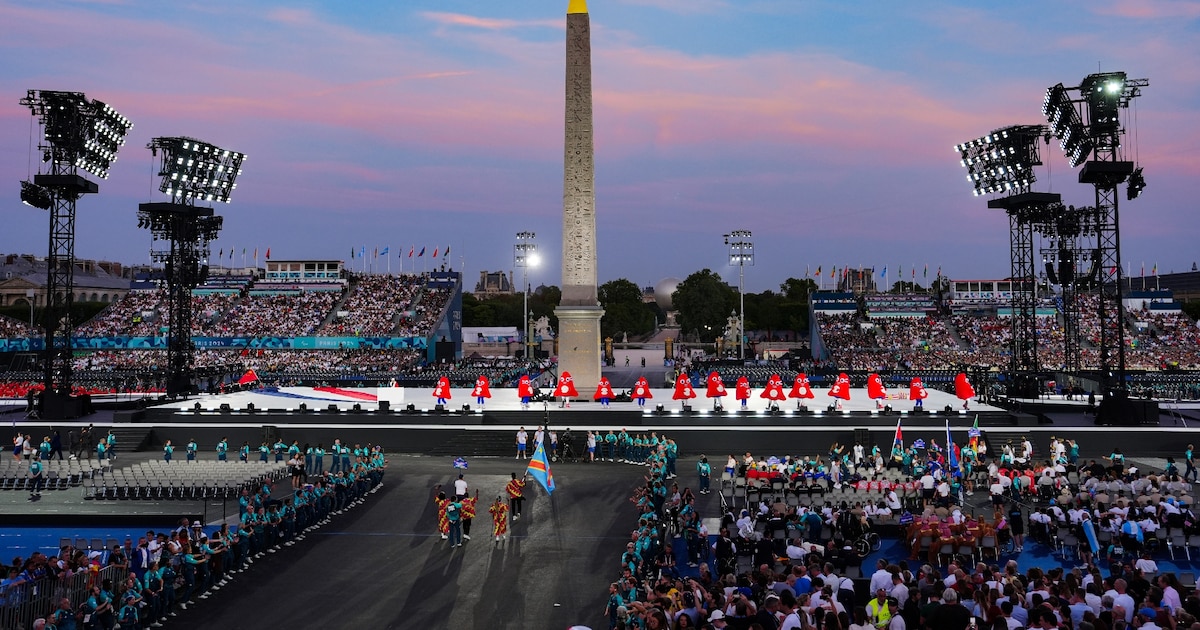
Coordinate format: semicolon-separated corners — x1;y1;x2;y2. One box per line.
924;264;928;278
526;442;555;494
444;245;450;257
253;247;258;260
967;415;980;448
892;417;903;450
1153;263;1158;276
360;246;366;259
229;248;233;260
815;266;821;277
452;457;468;470
242;248;246;256
265;247;271;260
418;247;425;257
350;248;355;259
408;246;414;258
880;266;888;280
946;419;960;477
218;248;223;259
380;246;389;256
912;267;916;279
829;266;835;278
936;265;941;278
432;247;439;258
373;248;378;258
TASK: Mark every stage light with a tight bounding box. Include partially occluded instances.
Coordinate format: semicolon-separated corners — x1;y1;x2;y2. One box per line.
955;125;1046;196
1127;167;1145;200
20;180;52;210
148;136;246;204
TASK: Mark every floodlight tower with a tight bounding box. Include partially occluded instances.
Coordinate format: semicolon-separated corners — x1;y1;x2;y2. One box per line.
1043;72;1147;392
724;230;753;360
20;91;133;418
139;137;245;398
514;231;539;359
955;125;1061;393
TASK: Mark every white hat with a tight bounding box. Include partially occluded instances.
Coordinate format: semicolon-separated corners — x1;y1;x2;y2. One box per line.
709;610;726;621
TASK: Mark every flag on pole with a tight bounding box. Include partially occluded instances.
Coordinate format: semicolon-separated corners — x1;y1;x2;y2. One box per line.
253;247;258;260
265;247;271;260
946;418;960;477
829;266;835;278
350;247;355;259
418;247;425;257
380;246;389;256
924;264;928;278
912;267;916;280
967;415;980;449
373;248;378;259
526;442;555;494
1141;262;1145;277
360;246;366;259
880;266;888;280
1153;262;1158;276
408;246;414;258
229;248;233;260
432;247;439;258
892;417;903;450
444;245;450;257
936;265;941;278
218;248;223;259
815;266;822;277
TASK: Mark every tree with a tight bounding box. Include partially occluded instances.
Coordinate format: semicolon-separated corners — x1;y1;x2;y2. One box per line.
889;281;922;294
673;269;736;343
780;277;818;301
599;279;655;340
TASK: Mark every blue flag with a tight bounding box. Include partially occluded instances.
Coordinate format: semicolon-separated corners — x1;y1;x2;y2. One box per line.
380;246;390;256
452;457;468;469
526;442;555;494
946;419;960;477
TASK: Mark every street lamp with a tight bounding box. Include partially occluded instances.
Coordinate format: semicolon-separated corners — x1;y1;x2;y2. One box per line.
26;289;36;330
724;230;753;360
514;231;539;360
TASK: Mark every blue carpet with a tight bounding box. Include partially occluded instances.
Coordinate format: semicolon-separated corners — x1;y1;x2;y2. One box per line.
861;536;1200;575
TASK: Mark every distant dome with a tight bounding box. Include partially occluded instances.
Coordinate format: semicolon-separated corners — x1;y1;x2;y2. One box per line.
654;277;681;310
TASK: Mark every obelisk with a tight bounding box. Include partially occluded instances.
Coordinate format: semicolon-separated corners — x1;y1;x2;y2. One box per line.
555;0;605;398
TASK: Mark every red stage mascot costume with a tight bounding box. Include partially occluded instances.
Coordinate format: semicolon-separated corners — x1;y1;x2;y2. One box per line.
517;374;535;410
734;377;752;409
472;375;492;406
672;373;697;410
632;376;653;408
554;371;579;408
705;371;727;410
593;376;615;407
789;373;815;410
909;377;928;411
955;372;976;410
827;372;851;410
761;374;788;408
433;376;452;406
866;373;887;410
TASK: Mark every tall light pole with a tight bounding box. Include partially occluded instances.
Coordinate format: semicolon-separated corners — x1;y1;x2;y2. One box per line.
514;232;539;360
724;230;753;360
26;289;36;329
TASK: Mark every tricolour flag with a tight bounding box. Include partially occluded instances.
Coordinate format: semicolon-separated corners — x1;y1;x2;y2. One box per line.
253;247;258;260
815;265;821;277
526;442;555;494
418;247;425;257
432;247;439;258
408;246;414;258
445;245;450;257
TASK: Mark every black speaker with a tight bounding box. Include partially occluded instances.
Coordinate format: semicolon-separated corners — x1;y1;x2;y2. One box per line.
299;403;308;413
682;403;692;412
406;403;417;412
219;403;231;412
378;401;390;413
246;402;256;412
352;403;362;413
435;404;445;413
327;404;339;413
655;404;665;413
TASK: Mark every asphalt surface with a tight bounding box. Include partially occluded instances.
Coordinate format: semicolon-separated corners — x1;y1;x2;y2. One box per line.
164;453;669;630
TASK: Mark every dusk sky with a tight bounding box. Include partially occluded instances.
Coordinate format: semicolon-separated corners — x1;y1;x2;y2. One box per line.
1;0;1197;293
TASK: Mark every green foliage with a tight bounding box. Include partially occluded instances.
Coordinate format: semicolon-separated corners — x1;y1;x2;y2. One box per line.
463;286;561;332
1182;300;1200;322
599;279;655;339
673;269;736;342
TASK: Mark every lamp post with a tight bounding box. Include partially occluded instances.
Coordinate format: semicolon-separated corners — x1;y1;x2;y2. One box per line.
26;290;35;329
724;230;753;360
514;232;539;360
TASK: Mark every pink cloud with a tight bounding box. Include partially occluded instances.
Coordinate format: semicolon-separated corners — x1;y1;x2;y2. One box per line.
616;0;730;15
1092;0;1200;19
421;11;561;30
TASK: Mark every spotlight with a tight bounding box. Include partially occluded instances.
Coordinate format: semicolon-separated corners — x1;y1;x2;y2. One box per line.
193;402;202;412
655;404;665;414
352;403;362;413
246;402;255;412
299;403;308;413
406;403;417;412
147;136;246;204
327;404;339;413
19;180;52;210
1127;167;1145;200
461;404;471;413
219;403;231;412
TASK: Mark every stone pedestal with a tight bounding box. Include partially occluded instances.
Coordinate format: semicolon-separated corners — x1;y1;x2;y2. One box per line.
554;305;604;399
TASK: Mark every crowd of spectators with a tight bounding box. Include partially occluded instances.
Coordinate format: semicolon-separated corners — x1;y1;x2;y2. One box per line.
77;290;166;337
323;274;421;336
0;315;34;339
215;291;340;337
0;446;387;630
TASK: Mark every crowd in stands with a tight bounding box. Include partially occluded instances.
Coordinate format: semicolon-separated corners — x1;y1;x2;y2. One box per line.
323;274;420;336
1129;312;1200;371
0;315;34;339
77;290;165;337
0;444;387;630
215;291;339;337
397;285;451;337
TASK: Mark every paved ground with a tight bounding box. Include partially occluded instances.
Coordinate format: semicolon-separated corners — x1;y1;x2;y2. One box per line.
160;454;677;630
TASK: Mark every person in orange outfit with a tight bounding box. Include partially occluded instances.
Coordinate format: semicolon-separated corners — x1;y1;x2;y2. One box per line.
489;495;509;542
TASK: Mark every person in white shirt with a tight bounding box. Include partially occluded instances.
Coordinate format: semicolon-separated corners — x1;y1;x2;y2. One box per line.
886;490;902;511
869;560;893;596
515;428;528;460
886;599;906;630
1135;552;1158;575
453;474;469;499
889;574;908;609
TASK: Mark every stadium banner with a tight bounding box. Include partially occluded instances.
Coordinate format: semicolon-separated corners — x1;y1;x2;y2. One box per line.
0;336;428;352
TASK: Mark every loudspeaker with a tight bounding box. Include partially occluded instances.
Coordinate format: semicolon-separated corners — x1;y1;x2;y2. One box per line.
682;403;692;412
246;402;256;412
327;404;339;413
435;404;445;413
299;403;308;413
352;403;362;413
406;403;417;412
655;404;665;413
461;404;471;412
378;401;390;413
219;403;231;413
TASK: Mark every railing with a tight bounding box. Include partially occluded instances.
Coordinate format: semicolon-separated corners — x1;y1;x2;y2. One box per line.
0;564;128;630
